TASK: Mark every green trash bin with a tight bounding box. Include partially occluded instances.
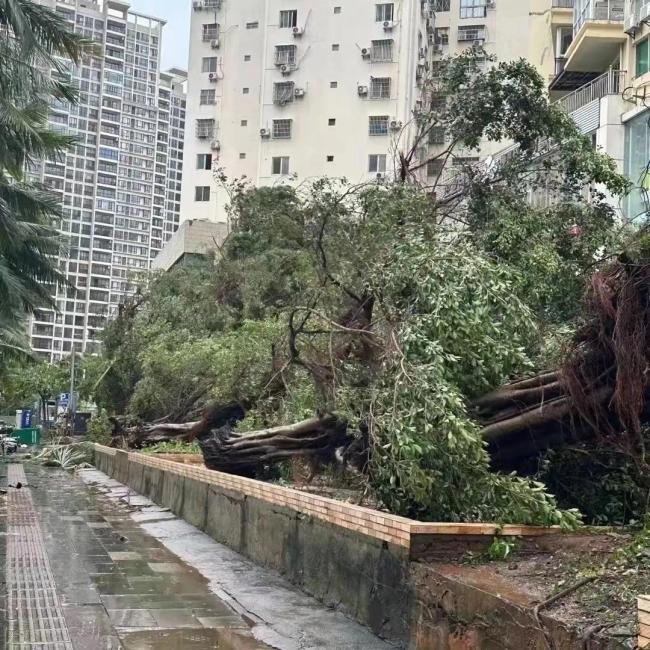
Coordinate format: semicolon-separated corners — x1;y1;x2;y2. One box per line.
15;428;41;445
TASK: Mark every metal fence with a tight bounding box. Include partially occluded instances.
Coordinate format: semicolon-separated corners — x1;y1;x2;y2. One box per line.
554;68;625;114
574;0;624;33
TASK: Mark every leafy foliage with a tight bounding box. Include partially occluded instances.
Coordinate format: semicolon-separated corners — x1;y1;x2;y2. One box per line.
0;0;91;357
82;55;633;526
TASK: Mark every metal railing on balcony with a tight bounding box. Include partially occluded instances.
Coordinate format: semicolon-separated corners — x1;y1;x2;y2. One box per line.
574;0;624;33
554;68;625;113
552;0;574;7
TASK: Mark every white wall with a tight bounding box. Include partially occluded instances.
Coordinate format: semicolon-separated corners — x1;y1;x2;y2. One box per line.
181;0;426;224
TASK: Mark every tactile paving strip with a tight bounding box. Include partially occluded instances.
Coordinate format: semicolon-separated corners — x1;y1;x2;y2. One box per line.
6;464;73;649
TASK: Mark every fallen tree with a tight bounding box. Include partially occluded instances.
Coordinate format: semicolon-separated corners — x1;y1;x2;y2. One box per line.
110;250;650;486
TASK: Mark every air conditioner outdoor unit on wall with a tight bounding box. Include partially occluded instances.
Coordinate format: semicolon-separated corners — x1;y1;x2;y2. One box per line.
208;72;219;82
383;20;395;31
210;140;221;151
390;119;402;130
210;39;220;49
292;26;304;36
260;128;270;138
361;48;370;58
294;87;305;98
357;85;368;96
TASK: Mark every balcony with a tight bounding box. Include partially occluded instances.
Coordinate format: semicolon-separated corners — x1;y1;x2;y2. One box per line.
554;68;625;114
552;0;625;84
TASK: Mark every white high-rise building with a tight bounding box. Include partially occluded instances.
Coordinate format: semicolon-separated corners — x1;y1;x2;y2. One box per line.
181;0;437;224
179;0;562;226
29;0;186;360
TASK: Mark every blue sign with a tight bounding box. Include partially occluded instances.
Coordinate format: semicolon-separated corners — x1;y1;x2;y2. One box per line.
21;410;32;428
59;392;70;407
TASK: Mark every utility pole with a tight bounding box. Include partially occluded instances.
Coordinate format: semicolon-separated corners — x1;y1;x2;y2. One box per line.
68;353;76;436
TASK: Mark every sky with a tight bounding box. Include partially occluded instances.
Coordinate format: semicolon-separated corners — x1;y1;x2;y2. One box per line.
130;0;191;71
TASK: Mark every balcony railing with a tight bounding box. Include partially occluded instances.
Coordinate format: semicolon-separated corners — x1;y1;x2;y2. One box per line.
574;0;624;33
552;0;574;7
554;68;625;113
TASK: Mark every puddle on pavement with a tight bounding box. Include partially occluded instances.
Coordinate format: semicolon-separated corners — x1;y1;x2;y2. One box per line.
119;628;272;650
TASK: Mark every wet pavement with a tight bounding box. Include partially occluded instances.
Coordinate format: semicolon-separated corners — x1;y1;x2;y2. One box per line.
0;462;398;650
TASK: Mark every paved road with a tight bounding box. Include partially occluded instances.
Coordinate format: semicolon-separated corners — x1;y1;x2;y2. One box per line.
0;462;398;650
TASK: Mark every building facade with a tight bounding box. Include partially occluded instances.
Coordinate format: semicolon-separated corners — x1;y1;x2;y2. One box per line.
180;0;571;225
29;0;186;361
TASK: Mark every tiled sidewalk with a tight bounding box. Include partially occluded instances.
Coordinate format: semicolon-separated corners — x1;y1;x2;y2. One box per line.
3;463;268;650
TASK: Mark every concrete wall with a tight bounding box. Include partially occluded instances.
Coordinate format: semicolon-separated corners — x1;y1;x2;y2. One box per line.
94;447;413;644
93;447;623;650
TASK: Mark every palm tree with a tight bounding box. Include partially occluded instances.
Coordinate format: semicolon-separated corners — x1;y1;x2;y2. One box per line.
0;0;90;358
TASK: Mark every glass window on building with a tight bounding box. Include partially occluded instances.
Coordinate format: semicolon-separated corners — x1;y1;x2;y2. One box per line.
636;39;649;78
624;109;650;221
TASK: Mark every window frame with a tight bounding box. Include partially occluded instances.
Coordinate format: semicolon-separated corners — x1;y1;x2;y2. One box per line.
459;0;487;19
637;38;650;78
368;154;387;173
368;115;389;136
199;88;216;105
272;119;293;139
194;185;211;201
196;153;212;170
271;156;290;175
279;9;298;28
375;3;394;22
201;57;218;73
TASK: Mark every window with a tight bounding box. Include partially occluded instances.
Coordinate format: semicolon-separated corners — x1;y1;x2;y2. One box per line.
202;57;218;73
430;93;447;111
280;10;298;28
369;115;389;136
637;39;649;78
371;39;393;62
376;3;394;21
246;21;259;29
332;43;340;51
427;159;444;178
239;153;246;159
327;155;334;162
434;28;449;46
244;54;251;61
243;87;250;94
272;119;292;138
195;118;215;138
195;186;210;201
241;120;248;126
368;154;387;173
197;154;212;170
200;89;216;105
275;44;297;66
330;81;338;88
334;6;341;13
272;156;290;175
460;0;487;19
369;77;391;99
328;118;336;126
457;25;485;42
273;81;295;104
202;23;219;41
428;126;446;145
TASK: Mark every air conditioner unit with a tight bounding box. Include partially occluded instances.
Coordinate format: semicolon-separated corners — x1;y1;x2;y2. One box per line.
383;20;395;31
486;0;496;7
210;38;220;49
292;26;304;36
357;85;368;96
210;140;221;151
361;48;370;58
473;39;484;46
192;0;201;9
294;87;305;98
260;128;270;138
390;119;402;130
376;172;384;179
280;64;290;75
208;72;218;82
